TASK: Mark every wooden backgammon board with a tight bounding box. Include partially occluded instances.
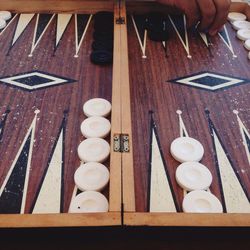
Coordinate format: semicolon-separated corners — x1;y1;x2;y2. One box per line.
0;0;249;228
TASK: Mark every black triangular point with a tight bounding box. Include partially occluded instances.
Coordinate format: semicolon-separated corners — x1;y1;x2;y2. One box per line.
0;131;32;214
35;14;54;44
133;15;147;45
76;14;90;45
244;131;250;153
169;15;186;42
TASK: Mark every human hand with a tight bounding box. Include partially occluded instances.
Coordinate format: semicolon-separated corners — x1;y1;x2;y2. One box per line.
157;0;231;35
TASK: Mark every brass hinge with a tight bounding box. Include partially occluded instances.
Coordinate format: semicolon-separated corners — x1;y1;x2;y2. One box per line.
113;134;130;152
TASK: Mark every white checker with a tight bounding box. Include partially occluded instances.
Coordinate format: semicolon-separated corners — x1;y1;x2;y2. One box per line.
78;138;110;163
74;162;110;192
237;29;250;41
170;137;204;163
232;20;250;30
81;116;111;138
228;12;247;22
175;162;213;191
0;11;11;21
69;191;109;213
83;98;111;117
0;18;6;29
182;190;223;213
244;39;250;50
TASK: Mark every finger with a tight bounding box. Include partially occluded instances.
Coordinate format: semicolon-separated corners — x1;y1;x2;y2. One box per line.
184;0;200;28
209;0;231;35
196;0;216;31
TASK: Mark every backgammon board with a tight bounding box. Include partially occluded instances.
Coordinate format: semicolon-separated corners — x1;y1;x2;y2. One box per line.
0;0;249;228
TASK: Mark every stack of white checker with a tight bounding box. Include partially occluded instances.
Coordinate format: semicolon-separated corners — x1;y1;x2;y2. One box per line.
170;137;223;213
69;98;112;213
0;11;11;30
228;12;250;60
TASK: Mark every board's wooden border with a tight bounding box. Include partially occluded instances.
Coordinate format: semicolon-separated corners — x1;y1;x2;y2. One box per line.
0;0;114;13
120;0;135;212
124;213;250;227
109;0;123;212
0;212;120;228
0;0;249;228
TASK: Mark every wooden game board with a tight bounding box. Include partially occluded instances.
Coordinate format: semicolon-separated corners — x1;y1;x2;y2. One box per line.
123;0;250;226
0;0;249;228
0;0;123;227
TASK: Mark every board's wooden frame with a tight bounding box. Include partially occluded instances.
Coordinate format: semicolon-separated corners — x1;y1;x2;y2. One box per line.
0;0;249;228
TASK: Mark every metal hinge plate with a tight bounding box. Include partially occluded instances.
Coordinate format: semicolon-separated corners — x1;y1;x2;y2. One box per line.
113;134;130;152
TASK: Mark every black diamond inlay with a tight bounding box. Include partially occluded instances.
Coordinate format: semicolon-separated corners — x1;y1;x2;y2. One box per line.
168;71;250;91
192;76;229;87
0;70;76;91
14;75;54;86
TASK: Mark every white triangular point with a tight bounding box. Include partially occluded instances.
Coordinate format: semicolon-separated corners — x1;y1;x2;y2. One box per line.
74;14;92;58
29;14;55;57
177;110;189;197
150;128;176;212
176;110;189;137
218;25;237;58
176;110;212;195
168;15;191;58
234;110;250;166
199;32;209;47
12;14;35;46
0;14;18;37
131;15;147;58
56;14;72;48
0;110;39;214
32;128;63;214
213;128;250;213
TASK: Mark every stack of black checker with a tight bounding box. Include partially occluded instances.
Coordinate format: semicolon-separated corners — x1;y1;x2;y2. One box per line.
146;12;168;42
91;12;114;65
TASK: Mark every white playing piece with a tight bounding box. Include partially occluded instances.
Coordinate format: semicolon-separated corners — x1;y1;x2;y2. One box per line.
0;18;6;29
232;20;250;30
228;12;247;22
74;162;110;192
83;98;111;117
78;138;110;163
175;162;213;191
0;11;12;21
244;39;250;50
81;116;111;138
237;29;250;41
182;190;223;213
69;191;109;213
170;137;204;163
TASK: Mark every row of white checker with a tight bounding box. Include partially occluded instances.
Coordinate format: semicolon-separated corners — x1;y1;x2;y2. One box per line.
0;11;11;29
170;137;223;213
69;98;112;213
228;12;250;59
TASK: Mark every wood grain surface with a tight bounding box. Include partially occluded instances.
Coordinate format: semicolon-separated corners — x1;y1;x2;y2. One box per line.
0;13;113;216
127;13;250;213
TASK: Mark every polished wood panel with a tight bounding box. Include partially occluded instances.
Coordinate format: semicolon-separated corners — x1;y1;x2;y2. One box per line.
126;2;250;225
0;11;117;226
